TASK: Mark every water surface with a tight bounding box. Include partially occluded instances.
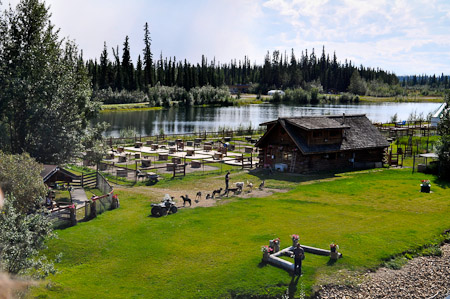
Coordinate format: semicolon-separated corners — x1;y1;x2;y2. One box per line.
95;102;441;137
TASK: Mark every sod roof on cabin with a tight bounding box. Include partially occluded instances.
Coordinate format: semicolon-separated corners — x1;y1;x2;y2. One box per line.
257;114;390;155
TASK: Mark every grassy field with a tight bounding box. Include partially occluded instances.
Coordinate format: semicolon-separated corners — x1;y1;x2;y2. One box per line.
359;95;443;103
30;169;450;298
101;103;163;112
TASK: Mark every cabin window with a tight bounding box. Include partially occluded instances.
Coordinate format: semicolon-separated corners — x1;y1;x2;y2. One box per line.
313;131;323;138
323;153;337;160
329;130;339;137
283;152;292;161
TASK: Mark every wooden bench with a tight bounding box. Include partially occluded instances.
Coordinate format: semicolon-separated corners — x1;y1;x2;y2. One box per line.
116;168;128;177
159;153;168;161
141;160;151;168
191;160;202;168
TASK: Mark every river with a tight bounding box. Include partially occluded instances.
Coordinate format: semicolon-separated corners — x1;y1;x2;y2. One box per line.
95;102;442;137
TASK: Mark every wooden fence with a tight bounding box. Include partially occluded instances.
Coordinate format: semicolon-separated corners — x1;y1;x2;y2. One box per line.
107;128;265;147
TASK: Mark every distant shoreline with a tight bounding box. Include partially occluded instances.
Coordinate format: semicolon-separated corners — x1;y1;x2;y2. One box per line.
100;94;443;112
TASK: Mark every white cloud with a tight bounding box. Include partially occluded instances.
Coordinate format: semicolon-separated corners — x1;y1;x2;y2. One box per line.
261;0;450;74
3;0;450;74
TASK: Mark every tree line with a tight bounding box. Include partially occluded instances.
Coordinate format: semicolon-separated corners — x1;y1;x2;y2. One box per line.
84;25;399;96
400;74;450;89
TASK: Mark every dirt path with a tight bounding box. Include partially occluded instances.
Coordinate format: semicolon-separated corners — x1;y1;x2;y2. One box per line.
148;187;288;208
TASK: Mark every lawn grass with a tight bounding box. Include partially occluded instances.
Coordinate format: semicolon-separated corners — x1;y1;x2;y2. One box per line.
30;169;450;298
101;103;163;112
359;95;443;103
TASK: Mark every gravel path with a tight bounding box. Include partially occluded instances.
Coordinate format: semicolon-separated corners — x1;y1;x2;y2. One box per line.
316;244;450;299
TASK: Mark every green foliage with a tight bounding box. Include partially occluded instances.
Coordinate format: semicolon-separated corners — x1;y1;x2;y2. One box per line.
348;70;367;95
390;113;398;123
282;88;310;104
338;93;359;103
0;151;46;213
383;256;408;270
407;110;426;122
366;80;403;97
0;0;101;164
437;92;450;179
93;88;149;104
0;194;57;278
272;91;282;102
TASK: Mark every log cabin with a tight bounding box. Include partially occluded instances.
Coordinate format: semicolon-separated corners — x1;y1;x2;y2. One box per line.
255;114;389;173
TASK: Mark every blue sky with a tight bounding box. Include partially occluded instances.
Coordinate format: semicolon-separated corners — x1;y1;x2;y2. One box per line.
3;0;450;75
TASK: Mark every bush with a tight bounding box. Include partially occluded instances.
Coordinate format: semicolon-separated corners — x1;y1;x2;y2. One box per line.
93;88;148;104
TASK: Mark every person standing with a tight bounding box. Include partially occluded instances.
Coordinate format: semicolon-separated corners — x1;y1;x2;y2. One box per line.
292;243;304;276
225;171;230;191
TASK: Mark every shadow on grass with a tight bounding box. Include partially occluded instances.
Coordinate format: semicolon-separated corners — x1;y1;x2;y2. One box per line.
327;258;338;266
287;275;301;299
434;177;450;189
257;261;268;268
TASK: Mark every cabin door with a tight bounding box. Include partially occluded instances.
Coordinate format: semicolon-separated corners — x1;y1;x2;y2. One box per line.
264;147;274;168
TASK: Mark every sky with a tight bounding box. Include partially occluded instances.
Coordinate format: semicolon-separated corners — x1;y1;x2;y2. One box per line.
2;0;450;75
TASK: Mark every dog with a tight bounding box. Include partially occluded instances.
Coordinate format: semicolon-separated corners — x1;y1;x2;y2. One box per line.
259;180;265;190
205;193;211;200
246;180;253;192
212;188;222;198
195;191;202;201
181;195;192;206
235;182;244;191
224;187;241;197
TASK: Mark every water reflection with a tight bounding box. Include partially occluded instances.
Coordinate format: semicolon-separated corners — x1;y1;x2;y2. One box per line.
95;102;441;137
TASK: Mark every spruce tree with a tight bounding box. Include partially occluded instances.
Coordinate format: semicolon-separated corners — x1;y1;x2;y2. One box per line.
99;42;109;90
122;36;133;90
143;22;153;89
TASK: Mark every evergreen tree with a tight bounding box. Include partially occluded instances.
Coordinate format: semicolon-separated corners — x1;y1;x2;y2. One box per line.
99;42;109;90
112;46;123;91
136;55;144;91
143;22;153;89
121;36;133;90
